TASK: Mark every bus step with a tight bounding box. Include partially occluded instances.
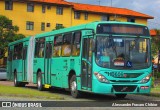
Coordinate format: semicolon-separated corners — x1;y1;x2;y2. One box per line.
44;84;51;89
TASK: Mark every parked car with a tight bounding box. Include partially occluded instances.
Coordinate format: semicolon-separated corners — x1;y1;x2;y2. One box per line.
0;68;7;80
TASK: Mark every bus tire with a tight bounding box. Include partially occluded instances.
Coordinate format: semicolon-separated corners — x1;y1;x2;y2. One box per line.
14;72;20;87
20;83;26;87
37;72;44;91
115;94;127;99
70;75;81;98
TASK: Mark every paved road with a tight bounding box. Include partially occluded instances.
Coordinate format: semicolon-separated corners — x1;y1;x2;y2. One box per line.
0;81;160;109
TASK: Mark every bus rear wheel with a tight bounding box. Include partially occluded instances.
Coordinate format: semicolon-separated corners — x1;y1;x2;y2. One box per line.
14;72;19;87
115;94;127;99
37;72;44;91
14;72;26;87
70;75;81;98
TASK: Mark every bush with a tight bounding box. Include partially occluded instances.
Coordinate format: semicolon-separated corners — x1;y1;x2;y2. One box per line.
157;72;160;78
152;77;155;88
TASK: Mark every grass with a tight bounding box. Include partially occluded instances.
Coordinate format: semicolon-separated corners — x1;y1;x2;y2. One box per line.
151;84;160;93
150;84;160;97
0;84;64;100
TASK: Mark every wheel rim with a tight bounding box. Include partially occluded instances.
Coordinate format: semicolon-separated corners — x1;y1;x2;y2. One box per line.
14;75;16;85
71;81;77;93
38;75;41;88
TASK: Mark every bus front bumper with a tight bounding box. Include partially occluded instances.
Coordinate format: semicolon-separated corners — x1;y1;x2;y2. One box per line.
92;79;151;94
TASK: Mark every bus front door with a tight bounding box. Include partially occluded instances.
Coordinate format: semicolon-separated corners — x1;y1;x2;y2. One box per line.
44;41;52;85
81;37;93;91
22;46;27;81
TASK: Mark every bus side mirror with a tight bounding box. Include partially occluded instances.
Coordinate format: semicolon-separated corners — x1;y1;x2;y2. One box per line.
92;39;96;52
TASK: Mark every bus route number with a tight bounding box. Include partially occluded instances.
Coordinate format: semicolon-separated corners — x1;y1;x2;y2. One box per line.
107;72;124;78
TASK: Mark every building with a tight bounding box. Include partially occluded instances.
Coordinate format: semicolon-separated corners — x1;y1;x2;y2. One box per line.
150;29;158;37
0;0;153;36
0;0;154;66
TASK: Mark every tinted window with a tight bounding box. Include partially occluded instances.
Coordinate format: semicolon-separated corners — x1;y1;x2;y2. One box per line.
53;35;63;57
62;33;72;56
13;43;23;60
72;32;81;56
34;38;45;58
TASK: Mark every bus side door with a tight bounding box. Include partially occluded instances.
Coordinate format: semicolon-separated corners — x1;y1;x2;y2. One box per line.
44;37;52;84
81;35;93;90
22;45;28;81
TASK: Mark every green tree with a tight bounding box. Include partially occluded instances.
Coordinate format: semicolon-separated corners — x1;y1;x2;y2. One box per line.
52;25;65;31
0;15;25;58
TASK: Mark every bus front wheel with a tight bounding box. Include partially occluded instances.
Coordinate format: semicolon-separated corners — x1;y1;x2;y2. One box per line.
70;75;81;98
115;94;127;99
37;72;44;91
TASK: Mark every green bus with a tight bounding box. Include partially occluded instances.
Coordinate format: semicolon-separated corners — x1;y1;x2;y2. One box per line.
7;21;152;98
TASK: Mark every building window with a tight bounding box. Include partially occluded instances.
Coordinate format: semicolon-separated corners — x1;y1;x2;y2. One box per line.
5;1;13;10
56;6;63;15
84;12;88;20
101;15;109;21
74;11;80;19
42;5;45;13
46;23;50;27
41;22;45;31
27;3;34;12
56;23;63;29
127;18;135;23
47;5;51;10
26;21;34;30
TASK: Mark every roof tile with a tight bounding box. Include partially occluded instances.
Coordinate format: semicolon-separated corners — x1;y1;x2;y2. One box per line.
150;29;157;36
71;2;153;19
30;0;71;5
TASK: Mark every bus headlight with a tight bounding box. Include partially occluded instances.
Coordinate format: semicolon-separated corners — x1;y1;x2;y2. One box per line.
94;72;109;83
140;74;151;83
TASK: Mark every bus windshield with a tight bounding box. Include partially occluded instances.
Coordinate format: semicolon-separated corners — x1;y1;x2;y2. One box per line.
96;36;151;69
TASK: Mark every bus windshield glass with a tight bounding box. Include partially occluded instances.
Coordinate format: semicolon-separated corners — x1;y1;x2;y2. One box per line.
97;24;149;36
96;36;151;69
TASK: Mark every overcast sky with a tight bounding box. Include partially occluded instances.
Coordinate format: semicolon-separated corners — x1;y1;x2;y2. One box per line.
67;0;160;29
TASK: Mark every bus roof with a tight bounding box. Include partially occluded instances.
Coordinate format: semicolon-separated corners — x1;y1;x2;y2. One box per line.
8;21;148;46
8;36;31;46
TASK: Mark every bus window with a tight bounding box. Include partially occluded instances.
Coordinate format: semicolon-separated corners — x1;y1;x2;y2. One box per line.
53;35;63;57
8;47;12;61
35;38;45;58
72;32;81;56
62;33;72;56
13;43;23;60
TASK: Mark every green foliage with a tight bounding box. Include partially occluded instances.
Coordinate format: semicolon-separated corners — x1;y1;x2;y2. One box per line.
151;77;155;88
151;29;160;57
157;73;160;78
52;25;65;31
0;15;25;58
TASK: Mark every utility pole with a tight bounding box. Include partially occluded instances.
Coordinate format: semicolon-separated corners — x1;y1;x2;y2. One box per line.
111;0;112;6
97;0;101;5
